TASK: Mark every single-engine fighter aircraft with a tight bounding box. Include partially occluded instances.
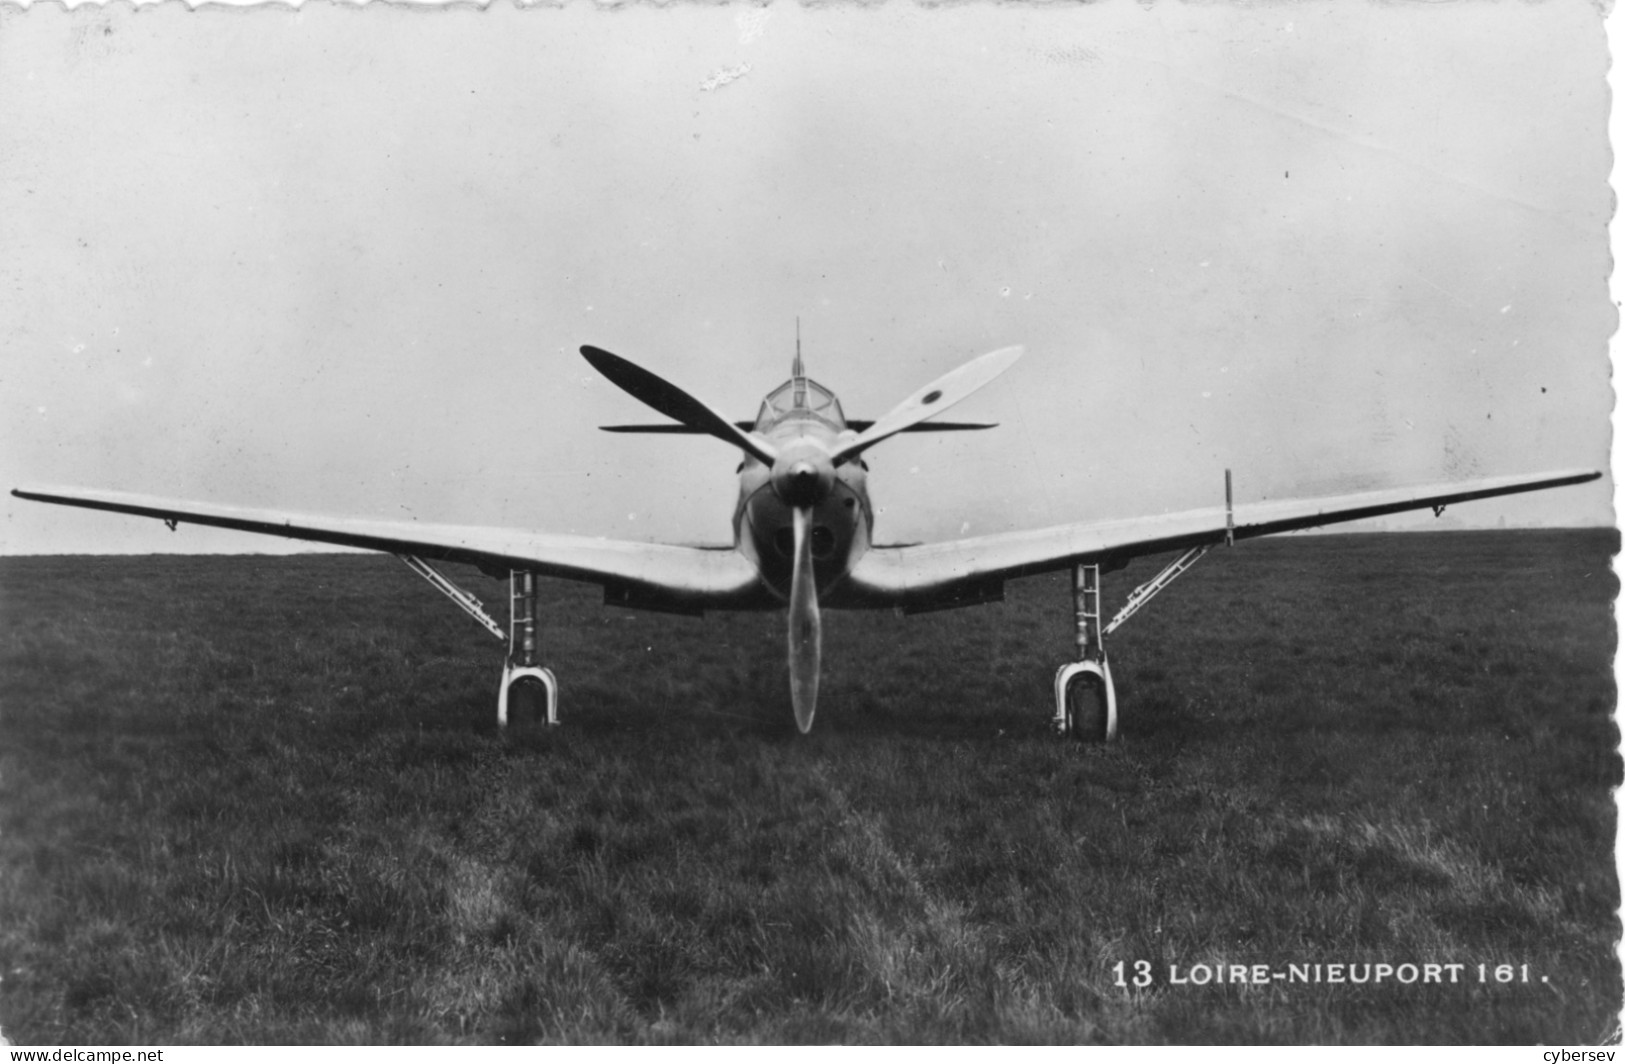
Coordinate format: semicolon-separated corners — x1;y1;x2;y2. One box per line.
13;342;1601;740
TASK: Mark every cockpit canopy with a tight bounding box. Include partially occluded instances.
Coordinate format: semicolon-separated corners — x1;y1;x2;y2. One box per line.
755;376;845;431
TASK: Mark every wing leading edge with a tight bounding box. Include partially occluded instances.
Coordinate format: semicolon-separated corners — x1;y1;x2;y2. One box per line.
10;487;766;612
844;469;1603;607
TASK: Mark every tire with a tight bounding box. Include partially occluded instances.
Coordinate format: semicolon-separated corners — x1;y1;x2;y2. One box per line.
1066;671;1110;743
505;676;551;729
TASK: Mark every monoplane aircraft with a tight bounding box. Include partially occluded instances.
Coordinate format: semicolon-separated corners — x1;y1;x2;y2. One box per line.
12;342;1599;740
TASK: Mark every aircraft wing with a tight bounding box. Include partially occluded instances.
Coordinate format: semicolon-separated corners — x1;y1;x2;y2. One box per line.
599;421;997;434
10;487;765;611
843;469;1603;608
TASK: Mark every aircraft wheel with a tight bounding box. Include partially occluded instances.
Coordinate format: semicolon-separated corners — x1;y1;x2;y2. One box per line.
505;677;550;728
498;665;559;729
1065;672;1109;742
1056;659;1116;743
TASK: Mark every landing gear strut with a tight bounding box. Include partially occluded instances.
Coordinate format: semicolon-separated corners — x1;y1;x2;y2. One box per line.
394;555;558;727
1054;563;1117;742
498;569;558;728
1054;543;1216;742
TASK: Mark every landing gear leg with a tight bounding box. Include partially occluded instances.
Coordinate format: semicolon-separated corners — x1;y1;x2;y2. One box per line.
498;569;558;728
1054;562;1117;742
1049;472;1235;742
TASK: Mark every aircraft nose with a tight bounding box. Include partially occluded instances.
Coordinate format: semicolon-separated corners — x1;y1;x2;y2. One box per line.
771;452;835;506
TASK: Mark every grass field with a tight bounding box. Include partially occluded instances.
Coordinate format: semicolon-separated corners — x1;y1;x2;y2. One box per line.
0;530;1617;1044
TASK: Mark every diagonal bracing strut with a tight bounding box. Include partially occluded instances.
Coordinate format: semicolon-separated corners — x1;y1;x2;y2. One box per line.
1103;542;1214;637
1102;470;1235;637
396;554;506;640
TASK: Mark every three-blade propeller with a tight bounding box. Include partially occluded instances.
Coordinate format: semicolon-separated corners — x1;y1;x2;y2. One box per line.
582;341;1021;732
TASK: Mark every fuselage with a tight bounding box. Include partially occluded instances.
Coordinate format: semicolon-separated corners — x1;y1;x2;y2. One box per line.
732;371;874;603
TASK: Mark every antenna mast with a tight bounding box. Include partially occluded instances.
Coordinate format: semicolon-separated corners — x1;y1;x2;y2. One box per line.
793;316;806;404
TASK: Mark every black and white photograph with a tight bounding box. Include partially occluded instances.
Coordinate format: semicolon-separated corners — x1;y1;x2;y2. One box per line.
0;0;1616;1045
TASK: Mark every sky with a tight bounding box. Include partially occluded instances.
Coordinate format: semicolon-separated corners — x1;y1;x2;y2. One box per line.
0;1;1614;555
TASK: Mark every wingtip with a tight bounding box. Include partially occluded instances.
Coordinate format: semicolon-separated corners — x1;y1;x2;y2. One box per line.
1539;468;1604;488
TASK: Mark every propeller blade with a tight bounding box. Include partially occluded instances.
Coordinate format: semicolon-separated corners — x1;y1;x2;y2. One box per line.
581;345;778;466
831;345;1023;465
788;505;822;733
